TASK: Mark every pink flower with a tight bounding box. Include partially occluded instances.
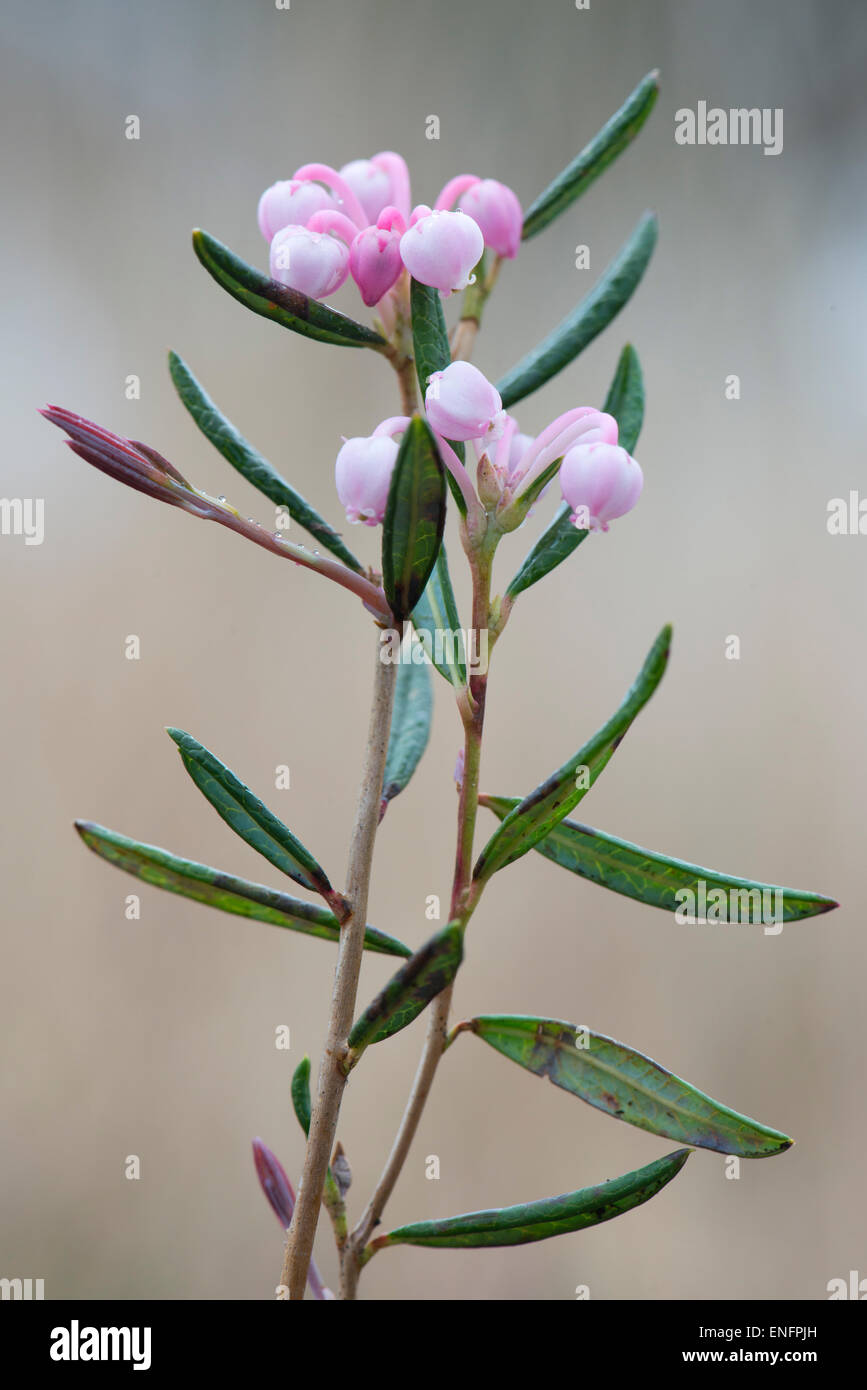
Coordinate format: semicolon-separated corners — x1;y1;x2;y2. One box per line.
339;159;393;225
425;361;504;442
559;441;643;531
510;409;619;492
349;208;406;306
461;180;522;258
291;162;370;229
335;431;401;525
400;208;484;293
435;175;522;258
369;152;411;223
257;180;335;241
269;225;350;299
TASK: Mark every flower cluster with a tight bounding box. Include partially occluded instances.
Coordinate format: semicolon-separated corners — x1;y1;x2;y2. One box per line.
258;154;522;306
334;360;643;533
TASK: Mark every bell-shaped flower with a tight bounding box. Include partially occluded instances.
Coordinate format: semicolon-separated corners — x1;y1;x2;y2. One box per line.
257;179;335;241
339;159;394;225
559;441;643;531
400;208;484;293
269;224;350;299
335;421;404;525
510;408;620;492
348;208;406;306
435;175;522;258
424;361;504;442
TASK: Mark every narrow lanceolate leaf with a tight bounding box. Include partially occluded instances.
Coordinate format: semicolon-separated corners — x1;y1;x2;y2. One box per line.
380;657;433;816
473;626;671;885
522;71;660;240
603;342;645;455
374;1149;689;1252
497;212;658;409
192;229;386;349
382;416;447;623
412;545;466;688
291;1057;312;1136
167;728;342;910
347;922;464;1058
410;278;451;397
505;344;644;600
506;507;589;601
465;1016;792;1157
168;351;362;572
410;278;468;514
480;796;838;924
74;821;410;957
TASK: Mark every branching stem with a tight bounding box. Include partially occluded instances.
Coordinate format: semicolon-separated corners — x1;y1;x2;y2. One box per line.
341;534;495;1296
281;632;397;1299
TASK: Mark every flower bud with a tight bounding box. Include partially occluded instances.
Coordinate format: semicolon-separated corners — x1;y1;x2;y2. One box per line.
339;159;393;225
349;221;404;306
269;225;350;299
476;450;502;508
400;209;484;292
459;179;523;258
559;442;643;531
257;180;335;241
425;361;504;442
252;1138;295;1228
335;434;400;525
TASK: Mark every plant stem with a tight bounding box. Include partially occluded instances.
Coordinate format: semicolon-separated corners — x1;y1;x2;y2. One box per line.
396;355;418;416
281;631;397;1299
342;540;494;1295
451;256;503;362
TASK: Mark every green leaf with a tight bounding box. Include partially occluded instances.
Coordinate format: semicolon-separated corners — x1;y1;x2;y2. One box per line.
506;509;589;602
505;344;645;600
480;796;838;924
497;212;658;409
410;277;451;398
381;655;433;813
168;351;362;572
522;71;660;240
348;922;464;1056
465;1016;792;1157
603;342;645;455
382;416;447;623
473;626;670;884
409;278;468;515
411;544;466;688
376;1148;689;1251
74;821;410;957
167;728;340;906
192;229;386;349
291;1056;312;1136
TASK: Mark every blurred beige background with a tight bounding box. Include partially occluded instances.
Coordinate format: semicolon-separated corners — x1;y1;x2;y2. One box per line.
2;0;866;1300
